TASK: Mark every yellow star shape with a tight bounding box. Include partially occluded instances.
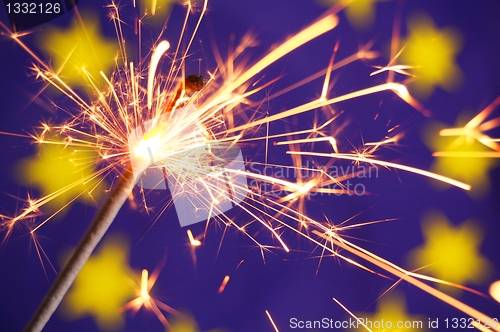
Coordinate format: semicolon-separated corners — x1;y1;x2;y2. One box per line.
401;13;463;97
142;0;177;20
321;0;378;30
423;118;499;196
16;140;103;211
62;237;135;330
38;12;117;90
407;211;492;292
354;292;426;331
170;315;225;332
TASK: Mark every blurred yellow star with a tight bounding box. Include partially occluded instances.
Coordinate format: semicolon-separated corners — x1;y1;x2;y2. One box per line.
16;140;103;211
38;12;117;90
170;316;226;332
407;211;492;292
401;13;462;97
62;237;135;330
171;316;202;332
354;292;426;331
321;0;378;30
142;0;177;19
424;118;498;195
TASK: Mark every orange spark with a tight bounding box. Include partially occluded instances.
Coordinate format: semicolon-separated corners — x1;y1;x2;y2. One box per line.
312;230;499;331
266;310;280;332
287;150;471;190
123;268;185;330
490;280;500;304
332;298;372;332
187;229;202;246
217;275;230;294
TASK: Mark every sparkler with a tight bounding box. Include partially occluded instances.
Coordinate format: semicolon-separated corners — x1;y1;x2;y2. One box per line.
0;0;498;331
24;167;137;331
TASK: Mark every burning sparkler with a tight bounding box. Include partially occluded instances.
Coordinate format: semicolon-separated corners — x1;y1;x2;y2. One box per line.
0;0;498;331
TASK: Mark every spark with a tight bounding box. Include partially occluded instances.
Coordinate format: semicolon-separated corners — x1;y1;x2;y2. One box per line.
236;259;245;269
332;298;372;332
490;280;500;304
433;151;500;158
187;229;202;246
217;275;230;294
286;149;471;190
434;96;500;156
266;310;280;332
312;230;498;329
123;269;185;330
148;41;171;110
370;64;417;77
225;83;410;135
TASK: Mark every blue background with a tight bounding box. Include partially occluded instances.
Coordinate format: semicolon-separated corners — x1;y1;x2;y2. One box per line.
0;0;499;331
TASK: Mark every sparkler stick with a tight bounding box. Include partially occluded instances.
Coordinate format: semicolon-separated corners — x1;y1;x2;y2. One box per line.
25;60;209;329
24;70;207;330
25;165;137;332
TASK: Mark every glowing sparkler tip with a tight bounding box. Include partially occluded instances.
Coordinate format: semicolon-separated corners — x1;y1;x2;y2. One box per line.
134;134;162;159
140;269;150;301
